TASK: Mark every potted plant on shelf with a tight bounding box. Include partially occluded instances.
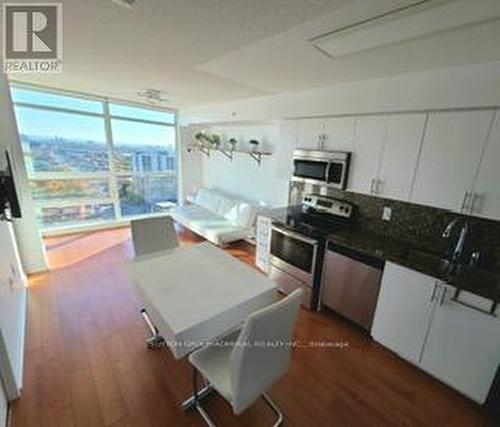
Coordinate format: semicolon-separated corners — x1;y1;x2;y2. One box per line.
195;131;221;150
228;138;238;152
249;139;260;153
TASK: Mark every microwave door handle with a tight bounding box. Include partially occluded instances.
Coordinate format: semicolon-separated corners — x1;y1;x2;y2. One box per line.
272;225;319;246
325;162;331;183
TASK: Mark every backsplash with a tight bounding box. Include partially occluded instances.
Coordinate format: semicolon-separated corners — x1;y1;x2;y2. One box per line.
289;182;500;271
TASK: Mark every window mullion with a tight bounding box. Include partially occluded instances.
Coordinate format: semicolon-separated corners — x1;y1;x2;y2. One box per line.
103;99;121;221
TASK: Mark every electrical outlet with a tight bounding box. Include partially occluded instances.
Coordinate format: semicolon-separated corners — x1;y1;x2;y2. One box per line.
382;206;392;221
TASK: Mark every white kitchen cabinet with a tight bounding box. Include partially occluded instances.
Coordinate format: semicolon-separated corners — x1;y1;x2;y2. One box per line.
255;215;272;273
276;120;299;180
377;114;426;201
371;262;440;364
410;110;495;211
322;116;356;151
295;116;356;152
420;286;500;403
348;116;387;195
470;110;500;220
296;118;324;150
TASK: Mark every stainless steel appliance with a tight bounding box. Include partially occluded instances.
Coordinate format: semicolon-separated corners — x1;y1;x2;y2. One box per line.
268;194;354;310
321;242;384;331
292;149;351;189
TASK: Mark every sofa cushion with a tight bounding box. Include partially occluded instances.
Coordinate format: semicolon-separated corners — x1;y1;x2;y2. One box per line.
216;195;238;217
194;189;222;213
172;205;251;246
224;202;257;229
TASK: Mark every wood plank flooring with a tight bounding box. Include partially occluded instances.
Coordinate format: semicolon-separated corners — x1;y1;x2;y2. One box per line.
10;226;494;427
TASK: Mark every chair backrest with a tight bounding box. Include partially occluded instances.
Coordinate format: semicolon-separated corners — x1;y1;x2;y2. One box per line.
131;216;179;256
229;289;303;414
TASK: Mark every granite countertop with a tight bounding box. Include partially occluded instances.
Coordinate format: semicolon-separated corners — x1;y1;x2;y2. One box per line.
328;229;500;304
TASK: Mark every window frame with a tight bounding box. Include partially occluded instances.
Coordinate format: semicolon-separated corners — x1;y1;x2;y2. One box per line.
11;82;179;233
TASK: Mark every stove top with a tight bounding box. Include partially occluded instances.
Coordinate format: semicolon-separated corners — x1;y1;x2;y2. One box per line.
269;195;355;240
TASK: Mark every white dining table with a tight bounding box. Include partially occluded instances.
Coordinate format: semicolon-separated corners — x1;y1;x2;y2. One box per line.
127;242;278;359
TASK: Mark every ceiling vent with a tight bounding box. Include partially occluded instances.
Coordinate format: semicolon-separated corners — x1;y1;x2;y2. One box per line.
310;0;499;60
112;0;137;9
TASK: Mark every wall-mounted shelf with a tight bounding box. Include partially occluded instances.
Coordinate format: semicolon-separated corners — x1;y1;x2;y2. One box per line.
187;144;271;165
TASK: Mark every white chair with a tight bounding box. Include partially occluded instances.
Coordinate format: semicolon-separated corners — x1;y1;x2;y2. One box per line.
186;289;303;426
131;216;179;347
131;215;179;256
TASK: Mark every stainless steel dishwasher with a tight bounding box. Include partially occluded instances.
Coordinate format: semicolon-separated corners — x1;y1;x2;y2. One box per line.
320;241;385;331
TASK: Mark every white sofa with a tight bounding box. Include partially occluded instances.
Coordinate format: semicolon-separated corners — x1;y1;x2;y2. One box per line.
172;189;258;246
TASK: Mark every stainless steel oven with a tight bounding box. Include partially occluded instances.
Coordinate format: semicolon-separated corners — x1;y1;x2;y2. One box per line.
292;149;351;189
269;224;319;309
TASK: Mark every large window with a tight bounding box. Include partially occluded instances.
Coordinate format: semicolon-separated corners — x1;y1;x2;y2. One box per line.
11;85;177;230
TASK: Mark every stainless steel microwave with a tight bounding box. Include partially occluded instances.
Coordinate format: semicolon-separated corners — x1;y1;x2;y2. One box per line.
292;149;351;189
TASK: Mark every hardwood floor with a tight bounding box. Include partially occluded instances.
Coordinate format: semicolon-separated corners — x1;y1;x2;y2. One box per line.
11;226;493;427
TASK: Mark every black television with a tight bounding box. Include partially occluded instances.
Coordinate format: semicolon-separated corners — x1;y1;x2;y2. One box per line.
0;150;22;220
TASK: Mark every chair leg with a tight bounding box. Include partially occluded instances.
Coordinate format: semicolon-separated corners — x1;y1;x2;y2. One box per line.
185;370;283;427
140;308;165;348
184;368;217;426
262;393;284;427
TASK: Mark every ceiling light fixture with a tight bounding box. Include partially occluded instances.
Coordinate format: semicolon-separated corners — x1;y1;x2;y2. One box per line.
137;89;170;105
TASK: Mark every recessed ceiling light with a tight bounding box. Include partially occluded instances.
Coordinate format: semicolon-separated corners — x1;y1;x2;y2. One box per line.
112;0;137;9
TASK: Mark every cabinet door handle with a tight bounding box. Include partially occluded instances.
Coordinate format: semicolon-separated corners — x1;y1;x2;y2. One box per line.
430;282;439;302
439;286;448;306
460;191;469;213
370;178;375;194
470;192;480;214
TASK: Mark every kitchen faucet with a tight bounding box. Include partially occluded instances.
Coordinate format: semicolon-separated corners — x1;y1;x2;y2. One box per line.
442;217;469;264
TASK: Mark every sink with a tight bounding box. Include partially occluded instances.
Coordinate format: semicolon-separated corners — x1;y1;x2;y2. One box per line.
403;249;453;276
450;265;500;292
401;249;500;299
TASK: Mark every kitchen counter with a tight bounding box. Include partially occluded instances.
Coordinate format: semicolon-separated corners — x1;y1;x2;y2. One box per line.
328;229;500;304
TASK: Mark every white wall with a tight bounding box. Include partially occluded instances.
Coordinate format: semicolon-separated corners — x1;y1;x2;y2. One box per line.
0;221;26;403
0;70;47;273
196;123;290;207
0;382;6;427
180;61;500;207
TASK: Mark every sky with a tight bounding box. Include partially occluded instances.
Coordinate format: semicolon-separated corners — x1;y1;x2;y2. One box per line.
11;87;176;147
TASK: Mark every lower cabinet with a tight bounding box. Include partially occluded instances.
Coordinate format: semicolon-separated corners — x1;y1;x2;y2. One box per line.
255;215;272;273
372;262;500;403
371;263;439;364
420;285;500;404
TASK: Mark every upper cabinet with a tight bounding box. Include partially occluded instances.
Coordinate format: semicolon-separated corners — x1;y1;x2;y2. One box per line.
410;110;495;212
322;117;356;151
295;116;356;151
348;116;386;195
378;114;426;201
348;113;426;201
283;109;500;221
470;110;500;220
276;120;299;180
296;118;324;150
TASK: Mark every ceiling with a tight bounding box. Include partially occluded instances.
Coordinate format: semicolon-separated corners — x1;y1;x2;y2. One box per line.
5;0;500;108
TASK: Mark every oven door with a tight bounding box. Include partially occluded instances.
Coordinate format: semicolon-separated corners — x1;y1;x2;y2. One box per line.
270;225;318;285
292;159;329;185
